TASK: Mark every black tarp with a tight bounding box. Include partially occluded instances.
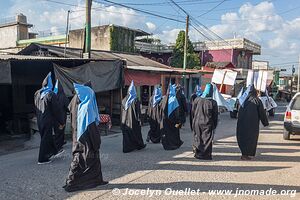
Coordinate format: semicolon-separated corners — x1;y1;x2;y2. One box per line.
0;61;12;84
54;60;124;97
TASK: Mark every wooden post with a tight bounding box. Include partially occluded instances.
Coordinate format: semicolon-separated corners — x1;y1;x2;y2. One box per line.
219;70;227;93
161;74;165;94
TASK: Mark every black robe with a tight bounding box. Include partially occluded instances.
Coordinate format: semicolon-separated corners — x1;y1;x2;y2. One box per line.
121;98;146;153
189;93;198;130
236;89;269;156
191;97;218;159
160;94;184;151
53;81;69;151
176;88;187;125
147;95;162;143
64;94;105;192
34;77;64;163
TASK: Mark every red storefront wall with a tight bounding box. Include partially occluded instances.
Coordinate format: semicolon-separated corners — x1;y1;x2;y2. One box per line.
124;70;162;86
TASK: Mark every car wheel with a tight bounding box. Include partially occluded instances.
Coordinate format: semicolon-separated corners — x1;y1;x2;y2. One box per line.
268;108;275;117
283;129;291;140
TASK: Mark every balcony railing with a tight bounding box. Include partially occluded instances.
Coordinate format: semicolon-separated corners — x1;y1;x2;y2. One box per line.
0;16;17;26
135;41;173;53
135;38;261;55
194;38;261;54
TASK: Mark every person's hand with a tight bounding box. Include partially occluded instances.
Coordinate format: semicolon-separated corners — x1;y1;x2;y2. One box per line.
175;123;181;128
59;124;65;130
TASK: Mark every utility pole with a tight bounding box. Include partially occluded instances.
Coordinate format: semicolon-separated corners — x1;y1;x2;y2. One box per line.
298;55;300;92
183;15;189;95
84;0;92;58
64;10;71;58
183;15;189;71
291;65;294;95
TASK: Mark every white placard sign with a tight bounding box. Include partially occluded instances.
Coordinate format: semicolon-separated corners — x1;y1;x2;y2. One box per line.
211;69;237;86
256;71;268;92
246;69;254;86
253;71;259;89
247;70;268;92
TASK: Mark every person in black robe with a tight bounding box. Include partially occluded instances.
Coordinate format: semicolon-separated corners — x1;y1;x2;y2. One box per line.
160;84;184;150
176;85;187;125
53;80;69;151
191;83;218;160
64;82;108;192
236;84;269;160
121;81;146;153
146;86;162;143
189;85;202;130
34;72;65;164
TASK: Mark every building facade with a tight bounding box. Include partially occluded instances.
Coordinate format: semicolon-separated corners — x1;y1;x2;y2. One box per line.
0;14;35;54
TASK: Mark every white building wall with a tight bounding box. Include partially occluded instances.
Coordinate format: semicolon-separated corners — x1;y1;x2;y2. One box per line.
0;25;18;49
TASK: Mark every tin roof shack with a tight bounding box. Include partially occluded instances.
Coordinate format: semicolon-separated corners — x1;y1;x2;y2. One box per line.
0;55;124;137
19;43;206;120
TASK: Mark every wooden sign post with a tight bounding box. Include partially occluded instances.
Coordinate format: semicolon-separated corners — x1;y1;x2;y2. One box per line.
219;70;228;92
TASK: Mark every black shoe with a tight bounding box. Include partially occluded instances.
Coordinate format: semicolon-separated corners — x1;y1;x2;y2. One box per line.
241;155;252;160
194;154;212;160
53;149;65;159
137;144;147;150
37;160;52;165
64;181;109;192
99;181;109;186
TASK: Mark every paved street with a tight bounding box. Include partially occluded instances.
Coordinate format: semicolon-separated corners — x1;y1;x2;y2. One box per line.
1;103;300;200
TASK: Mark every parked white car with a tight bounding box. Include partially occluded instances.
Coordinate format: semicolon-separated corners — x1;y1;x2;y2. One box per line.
283;92;300;140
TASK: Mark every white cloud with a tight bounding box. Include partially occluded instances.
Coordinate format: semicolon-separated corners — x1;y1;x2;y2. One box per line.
146;22;156;32
153;28;181;44
203;1;300;65
209;1;284;40
8;0;147;36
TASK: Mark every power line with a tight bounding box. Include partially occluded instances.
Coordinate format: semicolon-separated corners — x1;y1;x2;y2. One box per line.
203;5;300;22
168;0;233;47
94;0;185;23
42;0;185;21
197;0;227;17
168;0;232;58
168;0;189;16
111;0;230;7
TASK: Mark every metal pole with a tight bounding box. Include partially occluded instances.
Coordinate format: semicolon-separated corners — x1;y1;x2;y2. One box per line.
183;15;189;95
183;15;189;71
64;10;70;58
84;0;92;58
291;65;294;95
298;55;300;92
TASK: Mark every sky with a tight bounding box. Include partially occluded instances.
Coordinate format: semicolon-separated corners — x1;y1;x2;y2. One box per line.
0;0;300;72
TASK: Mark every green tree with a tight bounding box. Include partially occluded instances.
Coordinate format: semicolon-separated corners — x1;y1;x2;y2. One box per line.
170;30;200;69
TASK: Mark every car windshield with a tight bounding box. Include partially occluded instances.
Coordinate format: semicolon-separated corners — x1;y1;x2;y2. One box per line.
291;95;300;110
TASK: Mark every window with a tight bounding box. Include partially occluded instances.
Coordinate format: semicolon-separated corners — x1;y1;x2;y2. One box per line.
279;79;285;85
291;95;300;110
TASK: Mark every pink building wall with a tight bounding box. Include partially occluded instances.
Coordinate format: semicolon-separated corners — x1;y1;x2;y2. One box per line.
202;49;253;69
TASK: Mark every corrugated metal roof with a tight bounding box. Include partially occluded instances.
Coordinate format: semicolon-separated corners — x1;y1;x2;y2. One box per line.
18;43;172;69
18;43;175;70
18;43;209;74
127;65;173;72
205;62;234;69
0;54;90;61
